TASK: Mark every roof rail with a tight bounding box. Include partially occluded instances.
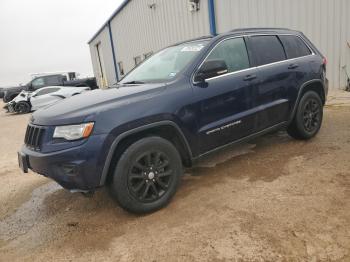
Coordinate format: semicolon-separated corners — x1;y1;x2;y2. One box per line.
230;27;291;32
173;35;213;46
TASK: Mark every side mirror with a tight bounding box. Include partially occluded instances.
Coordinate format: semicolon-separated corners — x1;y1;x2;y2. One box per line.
194;59;228;83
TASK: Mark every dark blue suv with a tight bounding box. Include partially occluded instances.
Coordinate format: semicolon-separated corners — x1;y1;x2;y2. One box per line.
18;28;328;213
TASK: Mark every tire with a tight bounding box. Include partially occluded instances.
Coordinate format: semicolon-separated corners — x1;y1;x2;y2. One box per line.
109;136;183;214
3;94;17;103
14;101;31;114
287;91;323;140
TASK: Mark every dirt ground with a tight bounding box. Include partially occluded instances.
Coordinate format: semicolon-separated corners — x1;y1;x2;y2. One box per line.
0;91;349;262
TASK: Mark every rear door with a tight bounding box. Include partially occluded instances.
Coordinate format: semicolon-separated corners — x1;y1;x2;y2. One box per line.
278;34;314;107
248;35;293;130
44;75;65;86
193;37;260;153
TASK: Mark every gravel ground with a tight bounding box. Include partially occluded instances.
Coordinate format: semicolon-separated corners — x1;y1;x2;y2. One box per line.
0;91;349;261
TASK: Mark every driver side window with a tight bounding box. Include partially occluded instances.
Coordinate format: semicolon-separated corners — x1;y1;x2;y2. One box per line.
207;37;250;74
31;78;45;88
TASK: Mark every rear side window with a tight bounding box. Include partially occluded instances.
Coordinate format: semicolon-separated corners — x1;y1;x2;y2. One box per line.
44;75;62;85
207;37;250;73
250;35;286;66
279;35;312;59
35;88;60;96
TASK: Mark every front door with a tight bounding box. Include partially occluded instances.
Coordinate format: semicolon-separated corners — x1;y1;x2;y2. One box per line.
193;37;260;153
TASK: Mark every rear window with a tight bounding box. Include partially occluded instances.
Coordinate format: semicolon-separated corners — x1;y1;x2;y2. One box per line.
250;35;286;66
279;35;312;59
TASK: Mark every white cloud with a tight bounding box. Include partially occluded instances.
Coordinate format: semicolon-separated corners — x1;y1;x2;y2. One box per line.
0;0;123;86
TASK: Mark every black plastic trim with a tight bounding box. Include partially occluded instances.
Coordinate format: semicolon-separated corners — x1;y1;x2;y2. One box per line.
99;120;192;186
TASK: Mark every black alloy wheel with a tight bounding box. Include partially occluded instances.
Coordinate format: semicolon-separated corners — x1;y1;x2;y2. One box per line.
302;98;321;133
110;136;182;213
15;102;31;114
287;91;323;140
127;151;174;202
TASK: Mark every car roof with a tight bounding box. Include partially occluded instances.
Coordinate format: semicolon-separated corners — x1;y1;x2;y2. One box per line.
175;28;300;46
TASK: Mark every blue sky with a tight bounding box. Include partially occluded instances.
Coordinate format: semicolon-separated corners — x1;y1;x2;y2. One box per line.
0;0;123;86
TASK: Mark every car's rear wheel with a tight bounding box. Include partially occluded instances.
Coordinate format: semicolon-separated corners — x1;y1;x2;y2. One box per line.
14;101;31;114
287;91;323;140
109;136;183;213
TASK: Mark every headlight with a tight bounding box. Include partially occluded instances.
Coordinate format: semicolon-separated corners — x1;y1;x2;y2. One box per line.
53;122;94;141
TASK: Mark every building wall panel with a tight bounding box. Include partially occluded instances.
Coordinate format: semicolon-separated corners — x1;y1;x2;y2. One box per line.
215;0;350;89
89;27;115;87
89;0;350;89
109;0;210;79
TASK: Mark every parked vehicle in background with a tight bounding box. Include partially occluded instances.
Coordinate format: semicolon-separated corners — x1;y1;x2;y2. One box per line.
5;86;90;114
30;71;79;81
2;73;98;103
18;28;328;214
0;87;5;99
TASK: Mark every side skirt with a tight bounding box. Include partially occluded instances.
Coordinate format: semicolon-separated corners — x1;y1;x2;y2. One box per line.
192;122;287;162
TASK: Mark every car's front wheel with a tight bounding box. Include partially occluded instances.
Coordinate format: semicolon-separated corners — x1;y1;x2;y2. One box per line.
109;136;183;213
14;101;31;114
287;91;323;140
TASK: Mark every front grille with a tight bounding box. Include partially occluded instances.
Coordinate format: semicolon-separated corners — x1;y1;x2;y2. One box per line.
24;125;45;151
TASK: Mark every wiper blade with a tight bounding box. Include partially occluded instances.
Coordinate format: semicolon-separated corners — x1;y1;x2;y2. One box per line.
122;81;145;85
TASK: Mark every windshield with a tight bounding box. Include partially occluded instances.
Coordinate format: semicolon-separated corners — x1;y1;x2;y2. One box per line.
120;40;209;84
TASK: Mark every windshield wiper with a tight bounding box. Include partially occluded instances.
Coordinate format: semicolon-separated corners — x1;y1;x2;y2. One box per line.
122;81;145;85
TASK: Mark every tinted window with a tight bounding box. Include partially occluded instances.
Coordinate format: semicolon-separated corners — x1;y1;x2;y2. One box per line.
207;37;250;73
279;35;312;59
45;75;63;85
35;88;60;96
31;78;45;88
250;36;286;66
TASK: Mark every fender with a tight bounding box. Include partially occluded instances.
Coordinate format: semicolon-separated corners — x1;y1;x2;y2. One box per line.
99;120;193;186
287;79;325;124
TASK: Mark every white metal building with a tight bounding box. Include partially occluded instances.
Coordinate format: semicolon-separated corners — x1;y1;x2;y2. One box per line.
88;0;350;90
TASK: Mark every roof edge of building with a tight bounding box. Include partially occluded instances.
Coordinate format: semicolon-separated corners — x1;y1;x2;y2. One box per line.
87;0;131;44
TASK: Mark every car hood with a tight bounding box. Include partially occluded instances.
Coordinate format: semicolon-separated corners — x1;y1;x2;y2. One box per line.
2;85;25;92
31;83;167;126
11;90;31;103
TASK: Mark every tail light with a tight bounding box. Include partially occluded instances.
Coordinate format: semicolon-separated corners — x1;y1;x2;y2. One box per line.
322;57;327;73
322;57;328;66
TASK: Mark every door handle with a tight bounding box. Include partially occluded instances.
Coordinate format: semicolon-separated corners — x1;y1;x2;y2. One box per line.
244;74;257;81
288;63;299;69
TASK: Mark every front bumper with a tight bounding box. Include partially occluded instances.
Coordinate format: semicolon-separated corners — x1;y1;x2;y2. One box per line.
19;134;108;190
7;102;16;113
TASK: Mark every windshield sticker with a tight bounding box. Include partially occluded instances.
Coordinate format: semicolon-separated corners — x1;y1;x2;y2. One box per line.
181;45;204;52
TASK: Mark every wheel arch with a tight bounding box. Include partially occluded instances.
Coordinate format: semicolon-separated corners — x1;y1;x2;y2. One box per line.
288;79;326;124
99;121;193;186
